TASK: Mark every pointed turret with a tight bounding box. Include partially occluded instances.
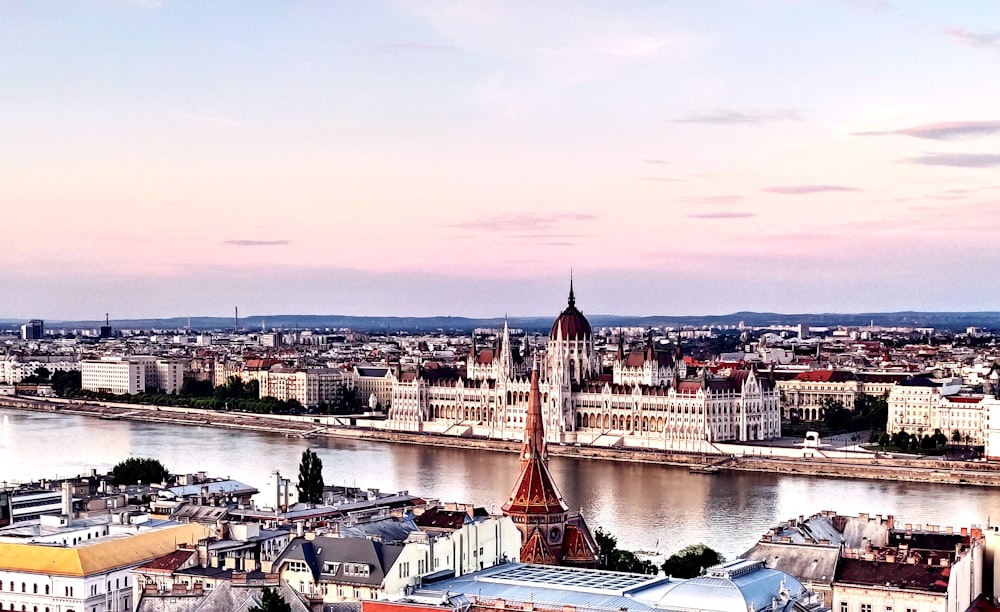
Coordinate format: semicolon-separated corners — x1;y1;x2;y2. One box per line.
521;361;548;464
499;316;513;378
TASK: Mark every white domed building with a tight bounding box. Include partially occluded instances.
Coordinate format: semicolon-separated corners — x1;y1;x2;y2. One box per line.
403;559;828;612
386;281;781;448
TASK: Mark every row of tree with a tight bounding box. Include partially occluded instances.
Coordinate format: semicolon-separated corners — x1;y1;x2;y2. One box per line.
595;527;723;578
20;368;82;396
36;368;364;416
817;393;889;433
870;428;971;453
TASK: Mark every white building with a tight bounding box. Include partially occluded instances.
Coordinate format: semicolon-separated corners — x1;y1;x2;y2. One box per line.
81;357;185;395
255;367;346;408
274;513;520;603
0;516;211;612
887;376;963;436
387;284;782;447
0;358;80;384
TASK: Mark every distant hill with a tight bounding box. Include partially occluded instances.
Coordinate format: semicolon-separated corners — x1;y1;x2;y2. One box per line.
5;311;1000;333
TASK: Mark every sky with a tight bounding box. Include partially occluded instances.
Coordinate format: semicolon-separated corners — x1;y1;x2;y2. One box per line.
2;1;1000;320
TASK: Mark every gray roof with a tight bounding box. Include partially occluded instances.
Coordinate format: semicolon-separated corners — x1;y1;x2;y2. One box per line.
758;513;889;550
136;582;310;612
162;480;258;500
339;516;419;542
841;517;889;549
653;560;810;612
356;367;390;378
274;536;405;586
742;542;840;586
410;561;819;612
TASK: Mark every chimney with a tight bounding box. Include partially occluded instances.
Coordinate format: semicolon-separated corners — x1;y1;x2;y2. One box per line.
61;481;73;517
307;594;324;612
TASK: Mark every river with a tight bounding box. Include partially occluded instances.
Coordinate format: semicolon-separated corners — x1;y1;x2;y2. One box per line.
2;407;997;560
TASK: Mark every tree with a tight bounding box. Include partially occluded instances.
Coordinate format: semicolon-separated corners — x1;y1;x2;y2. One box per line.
931;429;948;447
854;393;889;432
180;378;214;397
112;457;169;486
820;398;850;432
296;449;324;504
249;587;291;612
594;527;656;575
51;370;81;397
952;429;962;444
661;543;724;578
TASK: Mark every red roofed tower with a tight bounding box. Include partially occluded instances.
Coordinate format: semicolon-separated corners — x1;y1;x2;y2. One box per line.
502;362;599;567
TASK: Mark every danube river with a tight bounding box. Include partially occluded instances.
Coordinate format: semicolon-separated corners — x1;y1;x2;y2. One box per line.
2;407;997;560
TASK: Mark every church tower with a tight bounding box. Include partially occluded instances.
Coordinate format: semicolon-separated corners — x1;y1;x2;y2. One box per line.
547;277;598;386
502;362;599;567
546;277;598;439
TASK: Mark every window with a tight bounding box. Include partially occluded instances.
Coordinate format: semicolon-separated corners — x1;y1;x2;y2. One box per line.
861;605;872;612
840;603;848;612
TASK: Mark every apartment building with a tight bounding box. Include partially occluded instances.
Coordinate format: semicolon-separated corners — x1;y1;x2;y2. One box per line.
81;356;185;395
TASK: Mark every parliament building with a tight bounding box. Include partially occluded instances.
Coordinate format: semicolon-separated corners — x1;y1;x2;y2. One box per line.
386;282;781;450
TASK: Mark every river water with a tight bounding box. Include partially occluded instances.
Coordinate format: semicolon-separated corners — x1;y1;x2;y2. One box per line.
2;408;997;560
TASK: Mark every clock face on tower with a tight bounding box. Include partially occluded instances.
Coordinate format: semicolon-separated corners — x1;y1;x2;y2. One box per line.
549;526;561;542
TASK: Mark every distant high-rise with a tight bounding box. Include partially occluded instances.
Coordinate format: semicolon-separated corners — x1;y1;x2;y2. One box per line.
99;313;113;339
20;319;43;340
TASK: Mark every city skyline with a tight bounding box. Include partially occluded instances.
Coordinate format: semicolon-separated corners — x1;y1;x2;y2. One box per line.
3;2;1000;319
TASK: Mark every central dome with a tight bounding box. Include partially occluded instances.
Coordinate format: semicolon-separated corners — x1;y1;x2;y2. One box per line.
550;281;592;340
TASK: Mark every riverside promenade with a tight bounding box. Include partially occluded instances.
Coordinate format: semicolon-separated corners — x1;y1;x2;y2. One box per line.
5;395;1000;487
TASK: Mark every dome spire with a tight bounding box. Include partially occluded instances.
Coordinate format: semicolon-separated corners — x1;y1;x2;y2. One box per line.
568;269;576;308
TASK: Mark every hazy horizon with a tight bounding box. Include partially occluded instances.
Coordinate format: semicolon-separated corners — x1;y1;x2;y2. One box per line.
4;2;999;319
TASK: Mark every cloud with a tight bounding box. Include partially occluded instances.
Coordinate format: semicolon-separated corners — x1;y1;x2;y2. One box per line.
678;196;745;205
687;212;755;219
591;36;669;59
377;42;454;51
450;213;596;232
673;109;803;126
842;0;895;13
640;177;687;183
945;27;1000;49
762;185;861;194
853;121;1000;140
173;111;248;128
905;153;1000;168
643;159;670;165
225;240;291;247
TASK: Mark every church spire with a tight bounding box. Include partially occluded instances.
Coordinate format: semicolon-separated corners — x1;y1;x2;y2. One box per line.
567;270;576;309
522;360;548;464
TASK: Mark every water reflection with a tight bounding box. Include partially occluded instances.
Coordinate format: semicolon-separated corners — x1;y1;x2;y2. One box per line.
2;407;998;560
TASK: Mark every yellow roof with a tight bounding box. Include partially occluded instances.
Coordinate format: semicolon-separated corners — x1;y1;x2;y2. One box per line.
0;522;212;577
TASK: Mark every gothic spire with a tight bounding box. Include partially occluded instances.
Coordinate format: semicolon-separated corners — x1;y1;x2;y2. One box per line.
568;270;576;309
521;360;548;464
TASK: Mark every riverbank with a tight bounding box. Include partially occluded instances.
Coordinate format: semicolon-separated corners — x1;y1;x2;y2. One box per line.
5;395;1000;487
